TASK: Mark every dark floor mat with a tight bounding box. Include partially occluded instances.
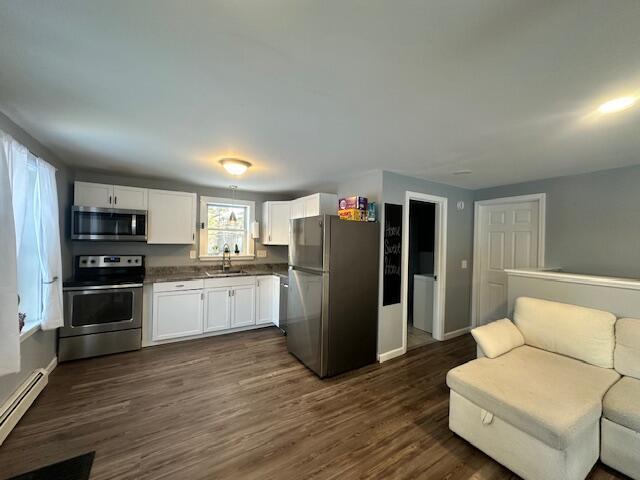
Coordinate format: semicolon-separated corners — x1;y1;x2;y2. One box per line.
7;452;94;480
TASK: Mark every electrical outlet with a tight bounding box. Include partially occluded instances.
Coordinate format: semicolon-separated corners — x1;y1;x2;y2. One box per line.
461;260;468;269
257;250;267;258
189;250;196;259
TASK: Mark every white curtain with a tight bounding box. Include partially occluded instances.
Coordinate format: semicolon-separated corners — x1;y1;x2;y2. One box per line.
0;133;20;375
5;135;30;256
34;158;63;330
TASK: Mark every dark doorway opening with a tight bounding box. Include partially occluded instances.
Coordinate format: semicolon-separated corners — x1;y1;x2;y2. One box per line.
407;200;436;350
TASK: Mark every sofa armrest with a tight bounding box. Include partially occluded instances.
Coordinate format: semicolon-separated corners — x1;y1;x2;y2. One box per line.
471;318;524;359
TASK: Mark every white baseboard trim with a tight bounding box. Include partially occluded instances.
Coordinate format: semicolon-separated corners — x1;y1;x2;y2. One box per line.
443;326;472;340
45;356;57;375
377;346;405;363
0;364;51;446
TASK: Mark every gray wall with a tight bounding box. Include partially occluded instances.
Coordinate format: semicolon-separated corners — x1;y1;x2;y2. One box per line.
72;170;292;267
508;274;640;320
336;170;383;204
475;165;640;279
0;111;72;405
380;172;474;354
335;171;387;354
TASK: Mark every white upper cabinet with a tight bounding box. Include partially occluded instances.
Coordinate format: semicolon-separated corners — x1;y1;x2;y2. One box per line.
74;182;114;208
147;189;197;244
74;181;148;210
290;193;338;219
290;198;306;220
262;201;291;245
113;185;148;210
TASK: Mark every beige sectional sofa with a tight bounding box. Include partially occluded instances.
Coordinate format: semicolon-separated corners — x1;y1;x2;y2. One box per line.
447;297;639;480
601;317;640;479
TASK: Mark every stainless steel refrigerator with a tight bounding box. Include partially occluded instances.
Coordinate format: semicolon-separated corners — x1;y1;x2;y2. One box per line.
287;215;380;378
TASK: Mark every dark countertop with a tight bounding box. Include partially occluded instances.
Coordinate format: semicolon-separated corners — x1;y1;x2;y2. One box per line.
144;263;288;284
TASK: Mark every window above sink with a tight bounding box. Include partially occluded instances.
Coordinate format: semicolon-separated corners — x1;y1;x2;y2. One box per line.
199;196;255;261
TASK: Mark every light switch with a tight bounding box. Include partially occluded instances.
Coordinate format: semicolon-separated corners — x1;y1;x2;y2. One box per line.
189;250;196;259
461;260;468;269
257;250;267;258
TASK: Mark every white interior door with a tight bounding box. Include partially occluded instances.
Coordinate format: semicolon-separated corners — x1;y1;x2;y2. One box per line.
477;200;540;325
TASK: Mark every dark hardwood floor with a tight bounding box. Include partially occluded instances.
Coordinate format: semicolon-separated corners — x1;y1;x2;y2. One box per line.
0;328;625;480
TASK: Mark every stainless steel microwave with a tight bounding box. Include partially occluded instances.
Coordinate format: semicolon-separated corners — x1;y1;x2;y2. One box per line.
71;206;147;241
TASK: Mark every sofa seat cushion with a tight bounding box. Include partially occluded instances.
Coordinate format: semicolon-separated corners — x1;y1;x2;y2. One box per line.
603;376;640;432
447;345;620;450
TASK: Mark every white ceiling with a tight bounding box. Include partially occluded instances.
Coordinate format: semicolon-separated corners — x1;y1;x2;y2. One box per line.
1;1;639;192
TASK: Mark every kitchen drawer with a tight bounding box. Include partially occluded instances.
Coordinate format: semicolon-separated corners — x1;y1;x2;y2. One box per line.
153;279;204;292
204;275;256;289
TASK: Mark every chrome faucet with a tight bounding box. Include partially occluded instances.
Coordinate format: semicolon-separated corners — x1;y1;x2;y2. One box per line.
222;244;232;272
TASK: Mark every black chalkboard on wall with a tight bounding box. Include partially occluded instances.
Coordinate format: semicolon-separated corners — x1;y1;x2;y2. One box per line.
383;203;402;306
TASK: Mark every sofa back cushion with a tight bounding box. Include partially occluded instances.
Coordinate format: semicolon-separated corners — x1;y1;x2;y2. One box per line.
614;318;640;379
513;297;616;368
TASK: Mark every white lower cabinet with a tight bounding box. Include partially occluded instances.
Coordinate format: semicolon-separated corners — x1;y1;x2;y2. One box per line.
231;283;256;327
204;287;231;332
152;275;280;343
152;288;204;341
256;276;274;325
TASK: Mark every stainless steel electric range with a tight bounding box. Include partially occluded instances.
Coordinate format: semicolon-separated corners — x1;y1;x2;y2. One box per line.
59;255;144;362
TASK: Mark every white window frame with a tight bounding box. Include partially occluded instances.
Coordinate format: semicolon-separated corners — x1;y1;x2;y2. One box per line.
199;196;255;261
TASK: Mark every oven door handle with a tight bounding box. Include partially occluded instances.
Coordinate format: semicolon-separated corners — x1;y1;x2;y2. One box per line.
63;283;143;292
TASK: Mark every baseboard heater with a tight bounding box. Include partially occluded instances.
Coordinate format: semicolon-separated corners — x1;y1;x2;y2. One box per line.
0;368;48;445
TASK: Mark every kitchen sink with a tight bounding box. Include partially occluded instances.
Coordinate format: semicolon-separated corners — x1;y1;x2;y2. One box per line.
205;269;246;277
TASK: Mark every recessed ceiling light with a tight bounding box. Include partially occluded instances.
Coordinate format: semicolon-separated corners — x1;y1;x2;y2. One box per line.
452;169;472;176
219;158;252;176
598;96;637;114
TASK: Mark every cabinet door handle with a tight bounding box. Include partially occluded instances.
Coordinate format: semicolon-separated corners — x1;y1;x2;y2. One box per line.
114;196;118;205
109;195;112;204
175;284;184;288
201;293;204;300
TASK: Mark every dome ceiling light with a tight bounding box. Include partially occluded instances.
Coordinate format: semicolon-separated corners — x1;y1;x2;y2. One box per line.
220;158;252;176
